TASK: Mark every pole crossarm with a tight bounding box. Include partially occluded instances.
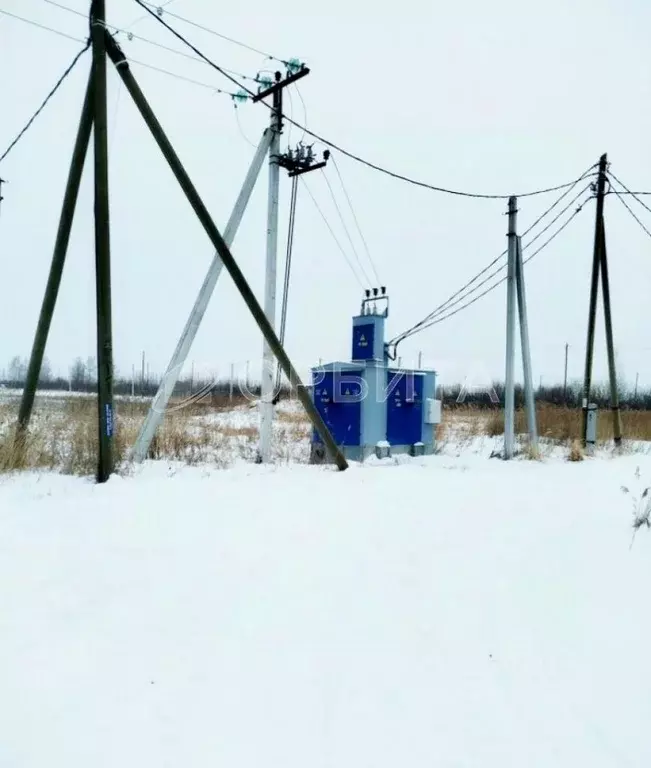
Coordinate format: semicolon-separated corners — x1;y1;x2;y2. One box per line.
252;67;310;102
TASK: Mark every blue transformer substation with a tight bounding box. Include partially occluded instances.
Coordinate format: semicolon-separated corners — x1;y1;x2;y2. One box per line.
310;290;441;463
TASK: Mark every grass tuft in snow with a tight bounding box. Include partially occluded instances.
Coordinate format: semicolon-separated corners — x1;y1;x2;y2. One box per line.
622;467;651;547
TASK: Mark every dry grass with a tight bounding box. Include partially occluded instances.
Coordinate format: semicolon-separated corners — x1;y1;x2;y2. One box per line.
567;440;585;462
0;393;312;476
3;392;651;476
276;408;310;425
452;403;651;444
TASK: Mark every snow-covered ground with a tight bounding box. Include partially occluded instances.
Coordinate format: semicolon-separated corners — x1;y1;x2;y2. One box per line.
1;451;650;767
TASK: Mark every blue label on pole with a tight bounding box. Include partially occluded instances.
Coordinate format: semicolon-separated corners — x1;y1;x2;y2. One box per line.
105;403;114;437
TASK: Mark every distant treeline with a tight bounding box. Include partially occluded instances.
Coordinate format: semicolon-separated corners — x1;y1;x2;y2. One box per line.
2;355;649;410
439;381;650;410
0;355;266;399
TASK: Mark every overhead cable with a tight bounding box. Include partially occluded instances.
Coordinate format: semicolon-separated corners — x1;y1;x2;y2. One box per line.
609;182;651;240
135;0;287;63
320;169;373;286
1;9;244;97
390;173;595;346
131;0;597;201
41;0;259;83
0;39;90;164
398;195;591;339
0;6;83;43
607;171;651;218
331;155;381;285
299;177;366;289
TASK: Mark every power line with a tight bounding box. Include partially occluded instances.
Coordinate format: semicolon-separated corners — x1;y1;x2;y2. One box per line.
279;176;298;345
609;182;651;240
124;0;177;31
520;182;593;250
41;0;94;19
135;0;286;63
522;196;590;266
1;8;243;97
129;57;239;95
396;196;591;340
293;85;308;143
607;171;651;218
0;7;84;43
331;154;381;285
131;0;596;201
0;40;90;165
300;177;366;288
40;0;179;32
320;169;373;286
233;105;258;147
40;0;259;83
605;190;651;197
390;175;594;346
274;174;299;397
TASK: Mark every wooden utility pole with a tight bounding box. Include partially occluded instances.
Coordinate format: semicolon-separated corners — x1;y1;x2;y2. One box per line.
582;153;622;446
15;28;347;476
91;0;115;482
582;156;607;442
17;72;94;436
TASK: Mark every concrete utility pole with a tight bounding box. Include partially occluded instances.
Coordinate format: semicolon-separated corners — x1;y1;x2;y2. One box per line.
599;215;623;445
131;129;272;463
253;66;311;463
258;75;282;463
515;236;538;451
504;196;517;459
103;32;347;469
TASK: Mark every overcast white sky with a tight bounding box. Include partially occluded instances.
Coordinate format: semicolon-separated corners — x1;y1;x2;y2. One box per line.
1;0;650;389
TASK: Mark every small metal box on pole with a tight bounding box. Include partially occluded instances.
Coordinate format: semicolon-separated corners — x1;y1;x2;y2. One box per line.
585;402;598;454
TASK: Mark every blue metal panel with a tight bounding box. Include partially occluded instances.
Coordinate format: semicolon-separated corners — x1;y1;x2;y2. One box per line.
351;322;375;361
360;363;386;448
312;370;363;446
386;371;424;446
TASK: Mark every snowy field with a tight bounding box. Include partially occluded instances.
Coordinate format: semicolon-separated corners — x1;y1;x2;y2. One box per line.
1;449;651;767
